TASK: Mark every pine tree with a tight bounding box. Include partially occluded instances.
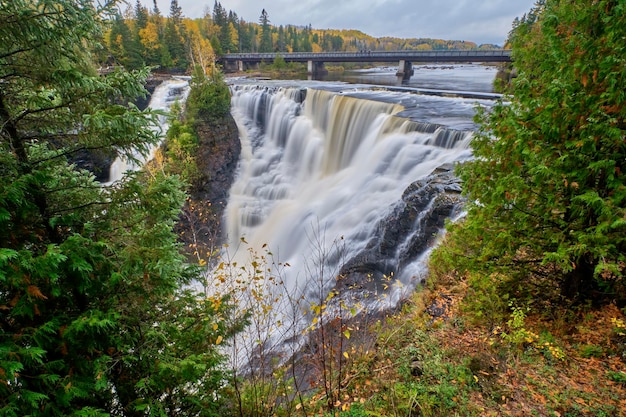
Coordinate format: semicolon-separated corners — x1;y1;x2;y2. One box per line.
108;10;144;70
301;24;312;52
163;0;188;70
259;9;272;53
0;1;237;415
132;0;149;62
169;0;183;24
238;20;253;53
455;0;626;302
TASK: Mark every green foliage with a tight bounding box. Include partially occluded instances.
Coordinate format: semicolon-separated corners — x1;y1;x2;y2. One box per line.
373;329;479;417
607;371;626;385
463;273;510;326
428;224;510;326
101;0;485;75
258;9;272;53
578;344;604;359
108;11;144;70
454;0;626;302
160;65;231;186
163;105;200;183
186;66;231;123
272;54;287;70
0;2;238;416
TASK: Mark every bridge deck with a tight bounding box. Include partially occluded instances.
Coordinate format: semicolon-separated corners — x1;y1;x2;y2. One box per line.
220;50;511;64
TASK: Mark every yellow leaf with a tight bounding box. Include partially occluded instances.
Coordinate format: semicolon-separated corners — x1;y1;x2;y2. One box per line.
215;335;223;345
343;351;349;359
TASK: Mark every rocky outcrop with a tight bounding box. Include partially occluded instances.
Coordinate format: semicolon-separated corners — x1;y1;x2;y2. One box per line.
190;115;241;207
338;163;464;291
72;148;115;182
175;115;241;259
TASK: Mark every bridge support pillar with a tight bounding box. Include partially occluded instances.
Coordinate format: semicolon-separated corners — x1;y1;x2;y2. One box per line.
236;60;244;72
244;62;259;71
396;60;414;81
307;60;328;77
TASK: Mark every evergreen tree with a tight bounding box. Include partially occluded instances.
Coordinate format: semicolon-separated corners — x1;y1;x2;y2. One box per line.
163;0;188;70
133;0;149;61
0;1;237;415
212;1;226;27
152;0;161;17
209;34;223;56
455;0;626;302
219;16;233;53
237;20;253;53
186;65;231;123
289;25;299;52
169;0;183;24
108;10;144;70
134;0;149;32
259;9;272;53
277;25;287;52
300;24;312;52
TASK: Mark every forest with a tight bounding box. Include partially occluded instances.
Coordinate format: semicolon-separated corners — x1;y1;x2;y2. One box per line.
1;0;625;416
105;0;494;72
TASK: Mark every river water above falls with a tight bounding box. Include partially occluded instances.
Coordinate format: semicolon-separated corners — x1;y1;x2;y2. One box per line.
220;65;498;355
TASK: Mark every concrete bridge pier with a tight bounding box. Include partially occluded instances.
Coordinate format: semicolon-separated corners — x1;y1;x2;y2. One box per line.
308;60;328;77
224;60;258;72
396;59;414;81
239;61;259;72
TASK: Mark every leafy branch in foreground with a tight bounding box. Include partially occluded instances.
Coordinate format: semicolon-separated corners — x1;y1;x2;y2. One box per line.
453;0;626;303
1;1;239;416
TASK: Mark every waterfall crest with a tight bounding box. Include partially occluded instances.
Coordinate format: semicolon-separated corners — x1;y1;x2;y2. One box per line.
227;85;472;301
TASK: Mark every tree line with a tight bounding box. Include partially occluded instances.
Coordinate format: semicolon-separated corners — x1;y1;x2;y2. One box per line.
105;0;493;73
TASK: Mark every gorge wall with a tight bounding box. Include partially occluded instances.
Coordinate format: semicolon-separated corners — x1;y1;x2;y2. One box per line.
175;114;241;259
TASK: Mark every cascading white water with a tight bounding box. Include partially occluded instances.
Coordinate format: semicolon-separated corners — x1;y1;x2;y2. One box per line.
106;77;190;184
226;85;474;312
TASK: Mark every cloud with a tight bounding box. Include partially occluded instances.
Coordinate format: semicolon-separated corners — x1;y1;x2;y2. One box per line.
149;0;535;45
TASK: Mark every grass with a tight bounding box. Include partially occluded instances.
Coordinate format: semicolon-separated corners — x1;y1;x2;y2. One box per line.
311;256;626;416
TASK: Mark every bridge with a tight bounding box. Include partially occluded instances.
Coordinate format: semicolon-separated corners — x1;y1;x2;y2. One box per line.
219;50;511;80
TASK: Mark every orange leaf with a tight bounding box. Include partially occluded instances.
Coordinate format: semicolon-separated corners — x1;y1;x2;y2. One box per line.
27;285;47;300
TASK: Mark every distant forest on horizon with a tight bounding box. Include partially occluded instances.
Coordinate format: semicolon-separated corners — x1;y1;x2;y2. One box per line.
105;0;502;72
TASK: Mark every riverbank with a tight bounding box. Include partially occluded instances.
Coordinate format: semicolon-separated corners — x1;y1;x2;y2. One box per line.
330;257;626;416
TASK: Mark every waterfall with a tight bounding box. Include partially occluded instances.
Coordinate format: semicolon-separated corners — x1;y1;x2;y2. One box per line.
225;85;473;317
106;77;190;184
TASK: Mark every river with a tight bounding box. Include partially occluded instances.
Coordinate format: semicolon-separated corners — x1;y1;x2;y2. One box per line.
220;63;499;362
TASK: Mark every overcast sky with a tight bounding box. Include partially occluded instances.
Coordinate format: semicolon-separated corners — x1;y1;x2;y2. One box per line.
147;0;537;46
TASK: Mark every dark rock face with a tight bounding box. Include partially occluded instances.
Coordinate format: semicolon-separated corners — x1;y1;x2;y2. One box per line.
175;114;241;258
338;164;464;292
191;115;241;208
133;76;165;111
72;148;115;182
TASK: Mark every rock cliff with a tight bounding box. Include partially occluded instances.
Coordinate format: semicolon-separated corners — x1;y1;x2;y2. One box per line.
338;164;464;293
175;115;241;260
